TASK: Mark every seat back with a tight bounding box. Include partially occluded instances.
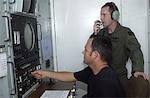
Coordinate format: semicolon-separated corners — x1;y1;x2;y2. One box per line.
125;76;150;98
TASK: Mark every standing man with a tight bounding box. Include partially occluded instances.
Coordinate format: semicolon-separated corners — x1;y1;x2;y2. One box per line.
93;2;148;96
32;35;124;97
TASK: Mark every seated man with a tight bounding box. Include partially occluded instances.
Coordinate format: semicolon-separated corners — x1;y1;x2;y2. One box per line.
31;35;125;97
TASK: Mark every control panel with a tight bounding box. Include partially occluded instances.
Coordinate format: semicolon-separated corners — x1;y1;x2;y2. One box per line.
10;13;41;98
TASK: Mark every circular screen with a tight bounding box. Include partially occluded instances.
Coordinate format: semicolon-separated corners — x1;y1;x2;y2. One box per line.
23;0;31;12
24;22;35;50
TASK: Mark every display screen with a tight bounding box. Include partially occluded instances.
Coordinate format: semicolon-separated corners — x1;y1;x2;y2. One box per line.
24;23;35;50
22;0;31;12
22;0;36;13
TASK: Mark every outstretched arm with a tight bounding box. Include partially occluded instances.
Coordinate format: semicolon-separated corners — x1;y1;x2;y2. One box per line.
31;70;77;82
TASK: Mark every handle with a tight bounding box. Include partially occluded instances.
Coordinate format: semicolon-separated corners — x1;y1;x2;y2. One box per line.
37;23;42;41
7;62;16;95
2;16;11;42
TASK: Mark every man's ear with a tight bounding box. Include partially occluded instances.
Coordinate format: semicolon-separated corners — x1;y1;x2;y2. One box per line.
92;51;99;59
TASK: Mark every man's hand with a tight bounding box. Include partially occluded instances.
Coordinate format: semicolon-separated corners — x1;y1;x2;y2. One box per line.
93;20;101;35
133;71;148;80
31;70;47;79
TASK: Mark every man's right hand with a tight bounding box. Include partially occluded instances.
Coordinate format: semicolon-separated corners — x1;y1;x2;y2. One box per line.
31;70;47;79
93;20;101;35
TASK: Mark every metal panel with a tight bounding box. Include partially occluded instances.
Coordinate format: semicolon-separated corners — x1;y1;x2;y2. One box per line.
10;13;41;98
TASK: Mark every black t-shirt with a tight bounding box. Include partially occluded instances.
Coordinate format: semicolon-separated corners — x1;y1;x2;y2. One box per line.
74;66;125;97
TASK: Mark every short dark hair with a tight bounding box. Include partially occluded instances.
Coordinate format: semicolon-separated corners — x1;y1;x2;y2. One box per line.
89;35;112;64
102;2;119;19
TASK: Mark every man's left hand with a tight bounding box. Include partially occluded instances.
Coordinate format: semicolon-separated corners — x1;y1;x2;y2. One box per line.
134;72;148;80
